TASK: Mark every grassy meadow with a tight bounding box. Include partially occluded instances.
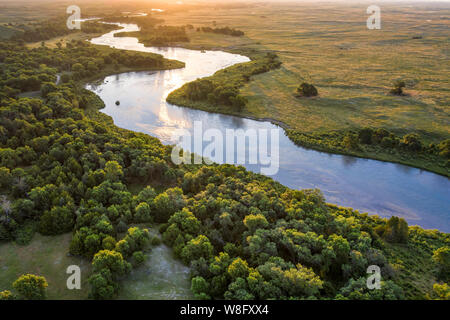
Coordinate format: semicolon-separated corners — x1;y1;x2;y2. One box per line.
0;233;91;299
154;2;449;175
0;1;448;300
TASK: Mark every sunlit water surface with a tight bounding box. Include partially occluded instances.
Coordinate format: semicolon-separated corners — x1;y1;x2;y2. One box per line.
87;23;450;232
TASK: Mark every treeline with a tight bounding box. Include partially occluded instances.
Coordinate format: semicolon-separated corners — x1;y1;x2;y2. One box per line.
0;40;183;98
155;165;448;300
287;128;450;177
12;17;73;43
198;26;245;37
10;17;119;43
115;25;189;46
168;52;281;111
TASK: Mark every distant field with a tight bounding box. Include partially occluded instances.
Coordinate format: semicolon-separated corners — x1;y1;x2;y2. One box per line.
26;31;109;48
0;233;91;300
162;2;450;143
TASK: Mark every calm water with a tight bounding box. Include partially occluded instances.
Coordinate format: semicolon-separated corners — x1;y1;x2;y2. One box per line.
88;23;450;232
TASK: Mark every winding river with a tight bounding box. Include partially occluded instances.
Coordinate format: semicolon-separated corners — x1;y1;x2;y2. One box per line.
87;23;450;232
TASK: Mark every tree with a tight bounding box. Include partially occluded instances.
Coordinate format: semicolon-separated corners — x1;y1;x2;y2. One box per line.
342;134;359;150
224;277;254;300
0;167;12;188
438;139;450;159
72;63;84;73
228;258;251;280
358;128;373;145
153;188;185;223
102;236;117;250
39;205;74;235
402;133;422;152
104;161;123;182
432;247;450;280
92;249;130;275
336;277;404;300
132;251;146;266
13;274;48;300
430;283;450;300
296;83;318;97
88;269;116;300
134;202;151;223
181;235;214;264
136;186;156;204
0;290;15;300
191;276;210;299
40;82;57;98
383;216;408;244
390;80;406;95
243;214;268;233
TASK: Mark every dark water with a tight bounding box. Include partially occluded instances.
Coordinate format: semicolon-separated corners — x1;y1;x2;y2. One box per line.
87;23;450;232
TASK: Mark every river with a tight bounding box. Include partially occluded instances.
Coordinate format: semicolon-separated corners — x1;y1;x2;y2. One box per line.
86;22;449;232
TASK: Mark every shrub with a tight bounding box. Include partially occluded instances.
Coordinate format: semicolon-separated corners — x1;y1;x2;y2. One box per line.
39;205;74;235
358;128;373;145
438;139;450;159
13;274;48;300
342;134;360;150
432;247;450;280
151;236;161;246
0;290;15;300
132;251;146;266
135;202;152;223
390;80;406;95
297;82;318;97
401;133;422;152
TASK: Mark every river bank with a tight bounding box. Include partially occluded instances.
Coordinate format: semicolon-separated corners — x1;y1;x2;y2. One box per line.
85;23;450;232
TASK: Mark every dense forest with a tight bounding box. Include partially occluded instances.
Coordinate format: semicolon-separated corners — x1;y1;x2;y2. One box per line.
5;16;120;43
0;36;448;300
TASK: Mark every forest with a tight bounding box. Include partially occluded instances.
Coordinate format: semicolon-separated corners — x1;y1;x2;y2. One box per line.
0;37;448;300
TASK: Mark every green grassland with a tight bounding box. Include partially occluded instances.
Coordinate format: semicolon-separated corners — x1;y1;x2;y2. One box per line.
160;2;450;175
0;233;91;299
